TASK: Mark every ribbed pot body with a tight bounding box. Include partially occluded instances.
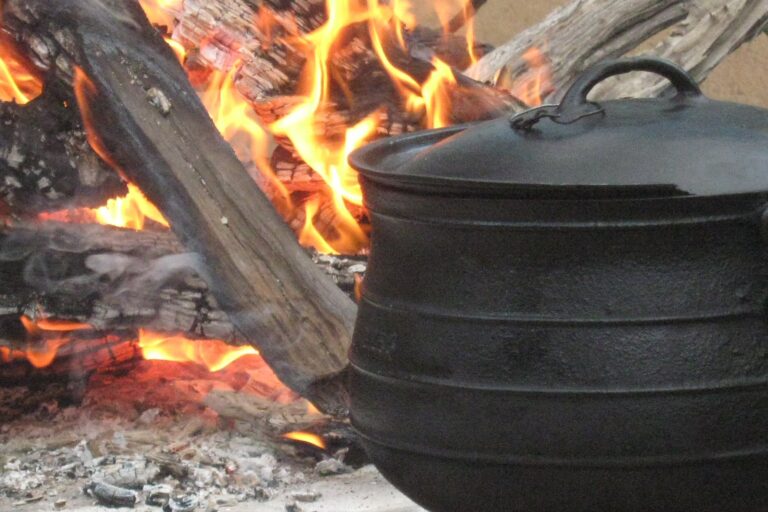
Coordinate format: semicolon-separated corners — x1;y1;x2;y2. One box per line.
350;184;768;512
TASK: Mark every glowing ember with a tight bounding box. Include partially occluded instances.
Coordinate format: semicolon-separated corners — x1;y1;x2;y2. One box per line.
282;430;328;450
138;329;260;373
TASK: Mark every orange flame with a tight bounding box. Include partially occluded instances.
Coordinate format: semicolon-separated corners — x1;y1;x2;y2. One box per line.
392;0;416;50
462;0;479;66
0;38;42;104
18;316;92;369
73;67;123;173
269;0;378;253
282;430;327;450
138;329;259;372
201;64;290;202
93;183;169;230
512;47;553;107
421;58;456;129
4;316;259;373
40;183;169;231
138;0;182;30
165;37;187;63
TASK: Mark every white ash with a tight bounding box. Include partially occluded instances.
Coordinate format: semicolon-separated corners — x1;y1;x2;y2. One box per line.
147;87;173;116
0;359;354;511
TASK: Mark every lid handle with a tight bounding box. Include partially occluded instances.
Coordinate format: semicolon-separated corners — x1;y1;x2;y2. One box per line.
558;57;703;122
511;57;703;130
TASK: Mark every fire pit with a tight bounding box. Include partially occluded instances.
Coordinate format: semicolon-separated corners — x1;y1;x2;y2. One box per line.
1;0;768;510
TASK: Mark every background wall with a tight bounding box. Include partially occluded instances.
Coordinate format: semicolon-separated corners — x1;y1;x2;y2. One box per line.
416;0;768;107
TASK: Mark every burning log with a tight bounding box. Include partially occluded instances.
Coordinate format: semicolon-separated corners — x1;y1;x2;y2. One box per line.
1;0;765;420
0;221;363;343
0;331;140;385
2;0;357;415
468;0;768;103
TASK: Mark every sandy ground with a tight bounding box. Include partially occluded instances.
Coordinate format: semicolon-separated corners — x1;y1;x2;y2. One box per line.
416;0;768;107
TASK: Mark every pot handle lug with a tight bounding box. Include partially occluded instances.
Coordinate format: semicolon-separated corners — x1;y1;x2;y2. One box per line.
511;57;703;130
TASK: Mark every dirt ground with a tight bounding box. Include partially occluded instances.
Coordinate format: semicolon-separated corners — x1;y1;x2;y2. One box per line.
417;0;768;107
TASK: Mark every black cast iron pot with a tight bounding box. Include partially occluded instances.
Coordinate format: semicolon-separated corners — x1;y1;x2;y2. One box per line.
348;57;768;512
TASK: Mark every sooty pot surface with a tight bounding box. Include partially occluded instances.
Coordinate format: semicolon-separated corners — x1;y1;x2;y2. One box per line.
348;58;768;512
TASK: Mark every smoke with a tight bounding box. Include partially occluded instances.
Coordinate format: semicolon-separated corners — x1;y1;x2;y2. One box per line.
86;252;205;299
0;224;207;303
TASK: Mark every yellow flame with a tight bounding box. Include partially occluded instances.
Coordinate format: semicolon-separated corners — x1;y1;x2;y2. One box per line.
138;329;259;372
165;37;187;62
200;64;290;202
421;58;456;129
0;40;42;104
138;0;182;29
463;0;479;66
282;431;327;450
40;183;170;231
94;183;169;230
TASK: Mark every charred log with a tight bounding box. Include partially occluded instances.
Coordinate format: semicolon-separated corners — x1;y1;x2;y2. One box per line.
0;221;364;352
0;84;125;216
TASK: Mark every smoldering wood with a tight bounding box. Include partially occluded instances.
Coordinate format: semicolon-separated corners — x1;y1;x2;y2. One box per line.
468;0;768;105
3;0;358;415
0;84;125;216
174;0;328;101
0;333;141;385
0;221;364;350
0;222;239;343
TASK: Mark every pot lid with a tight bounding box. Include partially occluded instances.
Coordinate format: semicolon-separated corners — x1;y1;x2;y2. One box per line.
350;57;768;198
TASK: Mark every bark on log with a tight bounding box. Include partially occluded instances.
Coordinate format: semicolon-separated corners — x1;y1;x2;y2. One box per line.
3;0;357;415
468;0;768;106
467;0;687;92
593;0;768;99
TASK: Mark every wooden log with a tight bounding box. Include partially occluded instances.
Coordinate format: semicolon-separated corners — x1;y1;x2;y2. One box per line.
3;0;357;415
467;0;688;88
0;222;242;342
173;0;326;100
467;0;768;106
592;0;768;99
0;332;141;385
0;221;363;341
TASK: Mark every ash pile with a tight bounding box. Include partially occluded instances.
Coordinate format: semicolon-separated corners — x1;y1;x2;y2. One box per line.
0;358;364;512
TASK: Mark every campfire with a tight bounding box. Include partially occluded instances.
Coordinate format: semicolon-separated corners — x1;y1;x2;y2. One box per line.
1;0;767;509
